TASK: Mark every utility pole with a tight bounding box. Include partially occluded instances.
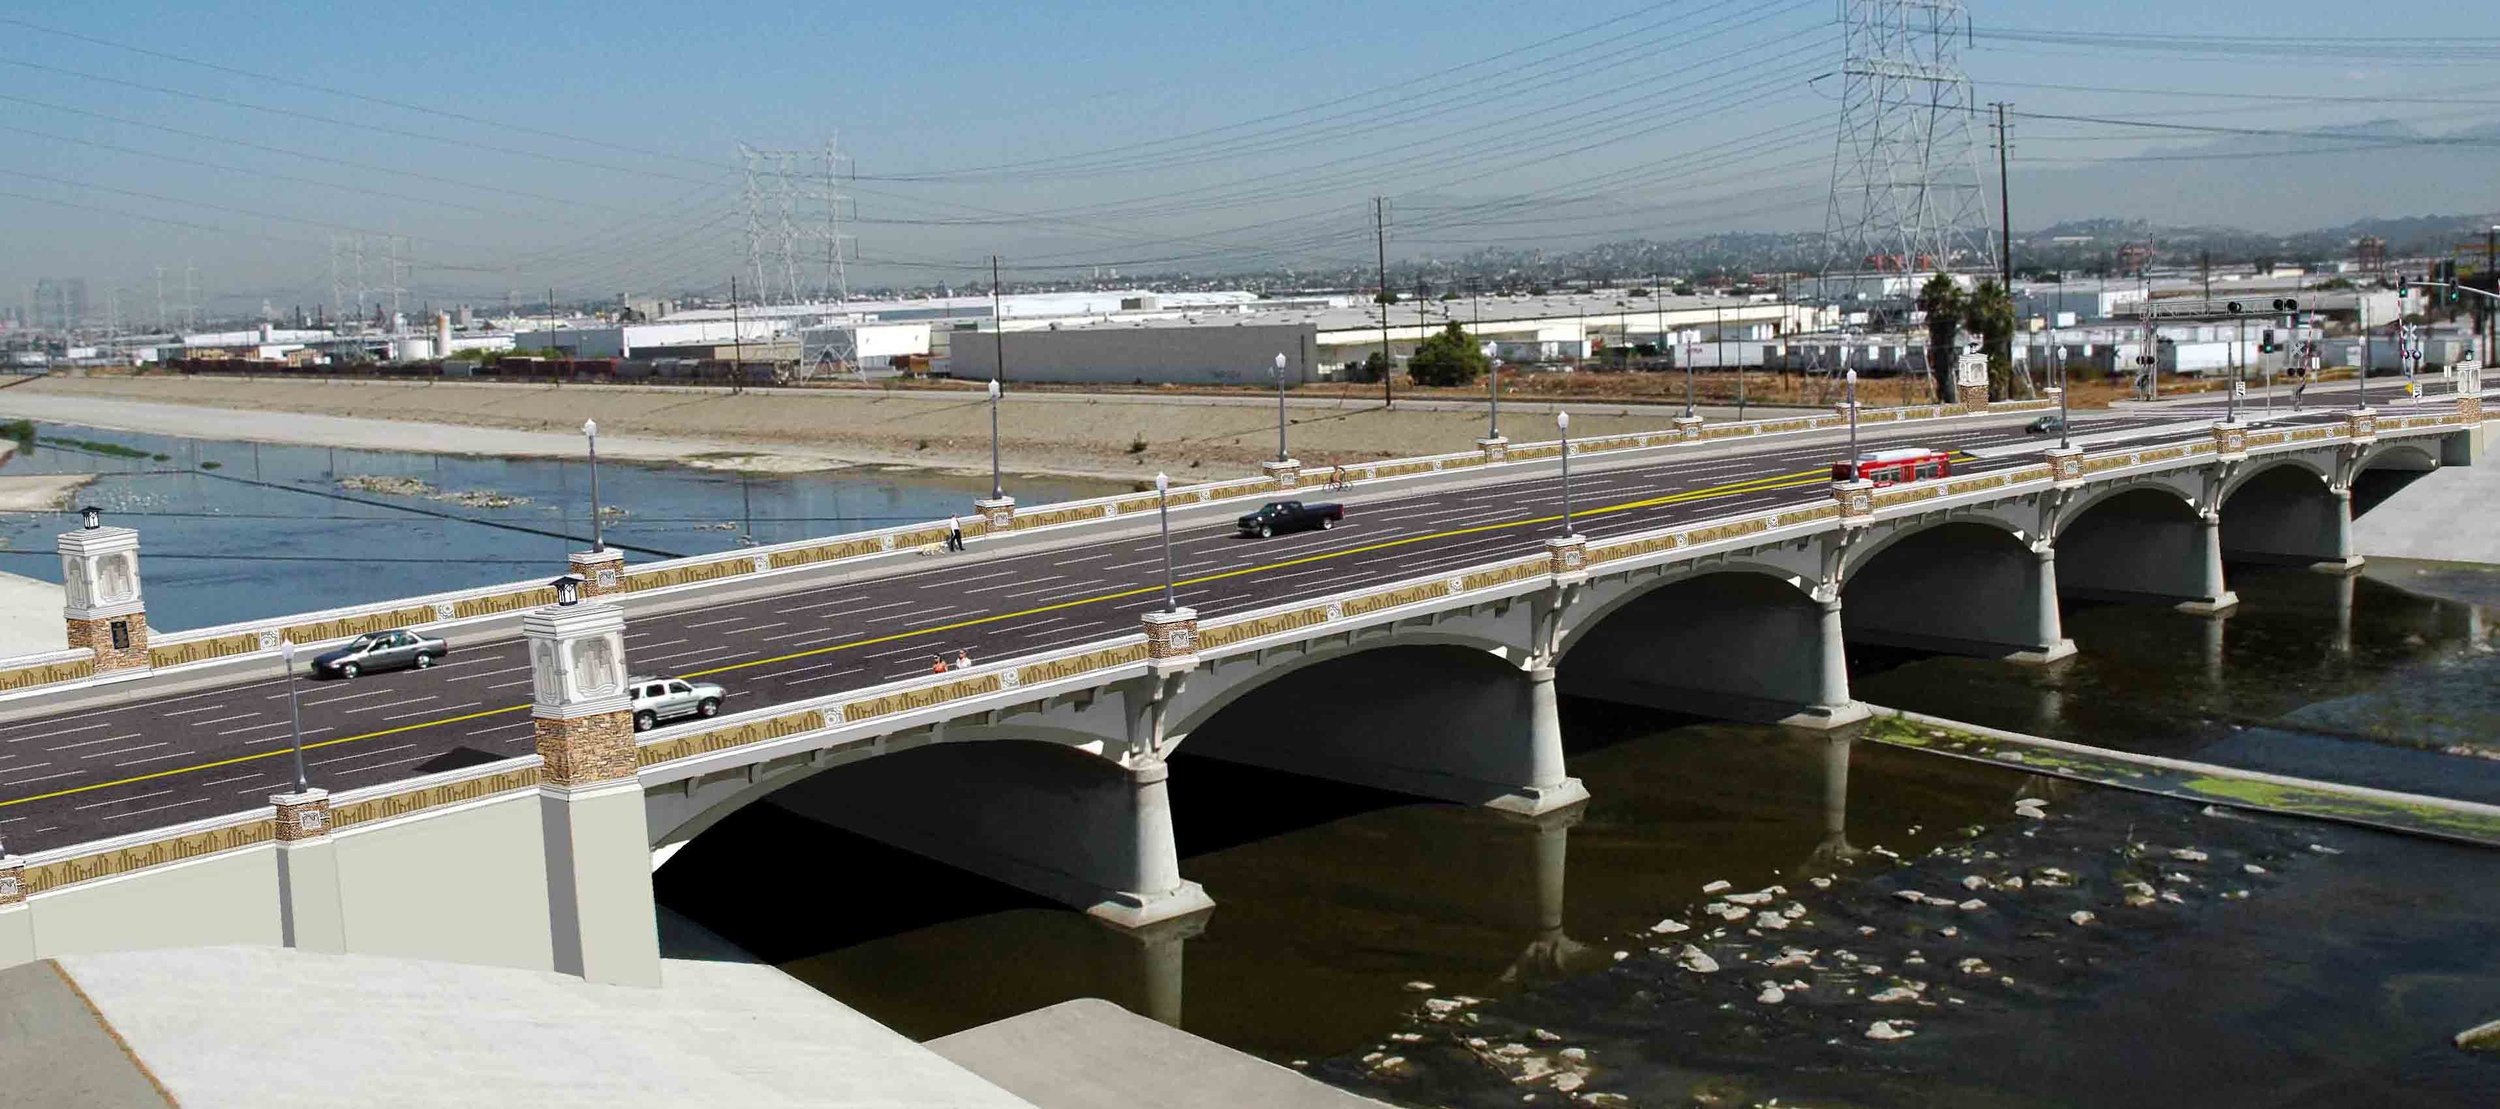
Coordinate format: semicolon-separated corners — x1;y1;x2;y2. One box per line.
1375;196;1393;409
730;274;743;395
1993;102;2013;294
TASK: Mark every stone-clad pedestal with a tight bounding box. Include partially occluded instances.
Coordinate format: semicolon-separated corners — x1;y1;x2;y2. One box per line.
0;852;28;969
525;598;659;986
271;788;345;953
567;547;626;599
59;522;148;671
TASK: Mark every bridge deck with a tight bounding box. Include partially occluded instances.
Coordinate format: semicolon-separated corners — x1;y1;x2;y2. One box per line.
0;381;2462;853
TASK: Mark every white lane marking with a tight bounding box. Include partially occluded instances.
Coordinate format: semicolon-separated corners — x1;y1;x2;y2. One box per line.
895;609;975;629
1099;557;1163;571
486;678;536;690
963;575;1060;595
995;616;1069;635
623;638;687;652
420;655;499;672
200;772;261;788
681;615;750;629
5;722;110;745
445;664;532;683
77;788;172;812
384;703;475;722
216;721;289;737
241;726;334;747
83;742;166;761
636;646;722;665
191;713;259;728
760;627;837;644
862;642;948;661
160;704;230;718
104;796;211;821
340;696;438;716
784;598;908;616
722;621;787;635
1000;581;1090;600
114;750;195;768
304;688;397;708
47;732;144;754
310;743;417;769
468;724;526;738
5;769;79;788
947;569;1023;586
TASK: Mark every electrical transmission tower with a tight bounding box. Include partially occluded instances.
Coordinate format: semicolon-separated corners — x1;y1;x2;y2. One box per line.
1819;0;1995;283
740;141;854;309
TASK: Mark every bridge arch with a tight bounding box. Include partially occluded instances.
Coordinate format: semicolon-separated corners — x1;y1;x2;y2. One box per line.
1840;518;2071;662
2220;457;2357;570
1556;564;1854;726
2056;483;2230;610
1170;637;1580;814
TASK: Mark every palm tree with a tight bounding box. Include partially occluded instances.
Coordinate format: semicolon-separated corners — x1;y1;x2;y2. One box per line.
1916;273;1964;402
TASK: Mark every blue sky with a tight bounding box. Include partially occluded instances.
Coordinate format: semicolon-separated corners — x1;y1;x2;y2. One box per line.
4;0;2496;317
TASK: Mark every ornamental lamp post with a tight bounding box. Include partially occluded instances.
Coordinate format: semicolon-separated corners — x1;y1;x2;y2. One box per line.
987;377;1004;501
1481;340;1502;439
1845;369;1860;469
1272;352;1290;463
280;638;307;793
1154;472;1177;612
582;419;604;552
1556;410;1576;538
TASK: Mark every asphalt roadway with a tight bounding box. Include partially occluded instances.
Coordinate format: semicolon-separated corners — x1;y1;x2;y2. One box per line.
0;385;2464;851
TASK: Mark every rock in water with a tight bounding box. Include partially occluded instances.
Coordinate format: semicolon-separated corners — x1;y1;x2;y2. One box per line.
1678;946;1721;974
2069;910;2098;926
1650;918;1690;934
1756;984;1786;1004
2456;1018;2500;1052
1865;1020;1916;1041
1702;879;1733;894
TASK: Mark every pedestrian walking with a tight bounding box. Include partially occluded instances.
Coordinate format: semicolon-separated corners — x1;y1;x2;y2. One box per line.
930;655;949;674
946;515;965;552
955;649;972;670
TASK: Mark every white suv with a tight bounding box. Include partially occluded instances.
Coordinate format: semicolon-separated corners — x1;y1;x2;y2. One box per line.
628;676;726;731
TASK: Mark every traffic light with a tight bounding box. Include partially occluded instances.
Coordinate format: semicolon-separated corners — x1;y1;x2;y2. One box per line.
2260;329;2278;353
2225;301;2244;314
2272;298;2299;312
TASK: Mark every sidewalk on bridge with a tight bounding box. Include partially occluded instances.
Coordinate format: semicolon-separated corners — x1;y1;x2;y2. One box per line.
37;946;1039;1108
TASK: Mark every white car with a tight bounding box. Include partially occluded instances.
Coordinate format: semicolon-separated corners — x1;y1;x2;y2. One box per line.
628;676;725;732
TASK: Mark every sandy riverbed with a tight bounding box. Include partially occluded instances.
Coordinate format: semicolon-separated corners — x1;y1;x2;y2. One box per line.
1;374;1748;482
0;474;97;513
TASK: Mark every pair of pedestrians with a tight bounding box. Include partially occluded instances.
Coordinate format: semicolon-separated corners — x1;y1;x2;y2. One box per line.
928;649;973;674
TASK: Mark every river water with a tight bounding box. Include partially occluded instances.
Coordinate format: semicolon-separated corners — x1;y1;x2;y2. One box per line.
0;421;1116;631
661;558;2500;1107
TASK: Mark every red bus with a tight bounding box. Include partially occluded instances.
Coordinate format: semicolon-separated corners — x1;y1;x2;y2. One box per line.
1830;447;1953;486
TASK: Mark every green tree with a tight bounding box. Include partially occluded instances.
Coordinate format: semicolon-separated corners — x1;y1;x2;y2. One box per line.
1356;350;1393;382
1962;278;2019;399
1915;272;1965;402
1406;322;1491;387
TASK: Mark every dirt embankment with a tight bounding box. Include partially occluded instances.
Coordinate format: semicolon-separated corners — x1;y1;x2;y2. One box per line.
11;374;1751;482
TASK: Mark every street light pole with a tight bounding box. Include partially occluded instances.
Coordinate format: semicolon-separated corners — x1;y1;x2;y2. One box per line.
1272;352;1289;462
1154;472;1176;612
1481;341;1501;440
582;418;603;552
1556;411;1575;537
2055;336;2071;451
281;639;306;792
986;378;1004;501
1845;369;1860;468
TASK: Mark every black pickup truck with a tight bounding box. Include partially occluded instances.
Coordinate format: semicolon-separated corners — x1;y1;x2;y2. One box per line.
1236;500;1344;538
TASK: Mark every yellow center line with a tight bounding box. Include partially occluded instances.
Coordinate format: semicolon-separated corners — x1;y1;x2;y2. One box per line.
0;459;1845;813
